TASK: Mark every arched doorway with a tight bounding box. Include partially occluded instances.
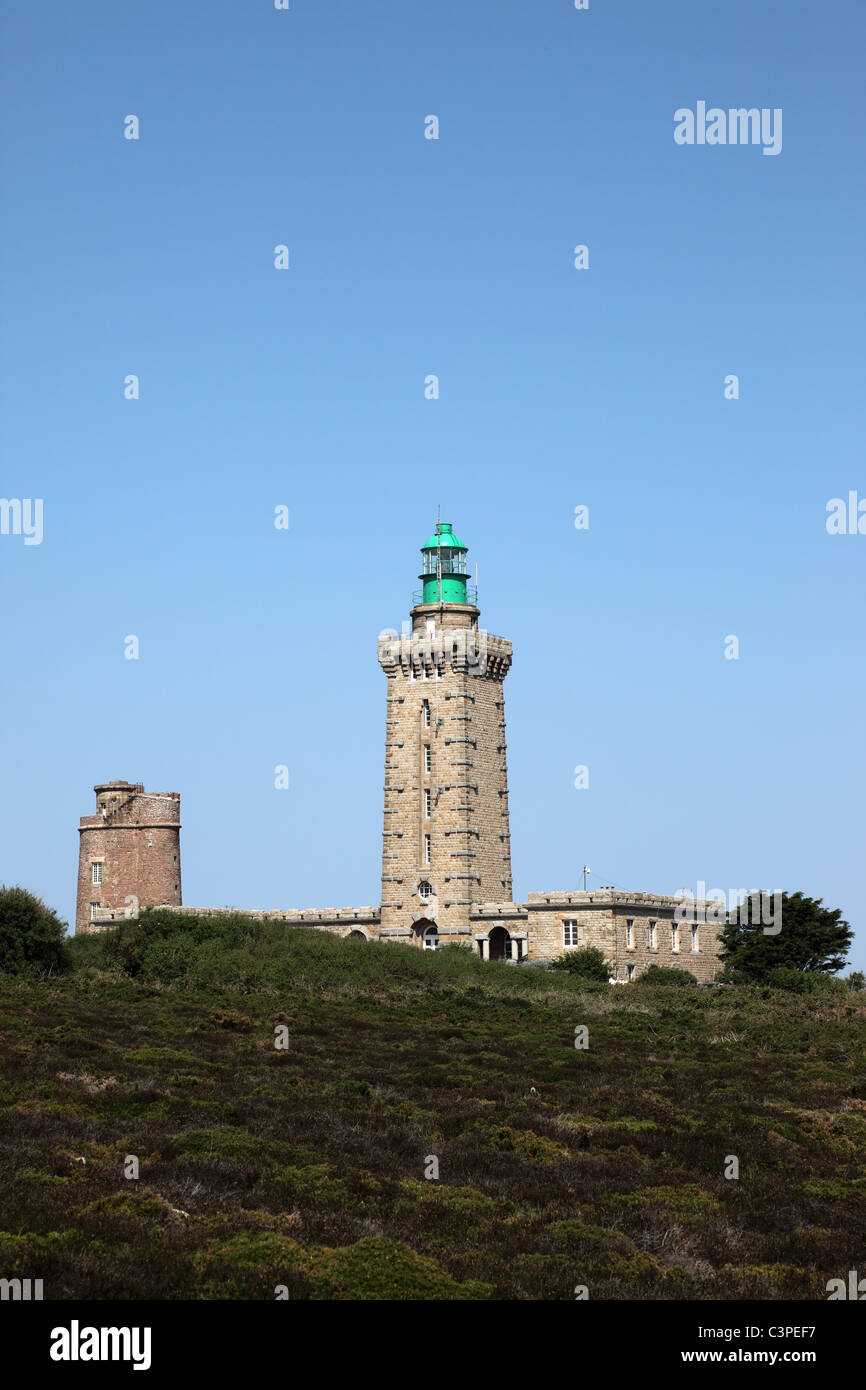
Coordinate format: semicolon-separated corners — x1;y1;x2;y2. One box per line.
414;918;439;951
488;925;511;961
347;930;367;940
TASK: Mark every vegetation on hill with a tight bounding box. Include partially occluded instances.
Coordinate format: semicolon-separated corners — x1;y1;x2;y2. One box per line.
0;909;863;1300
0;885;70;978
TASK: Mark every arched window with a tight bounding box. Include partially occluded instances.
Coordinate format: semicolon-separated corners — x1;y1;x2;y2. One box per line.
423;925;439;951
418;880;433;901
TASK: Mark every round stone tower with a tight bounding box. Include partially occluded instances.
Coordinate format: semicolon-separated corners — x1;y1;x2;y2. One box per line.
75;781;182;933
377;522;513;948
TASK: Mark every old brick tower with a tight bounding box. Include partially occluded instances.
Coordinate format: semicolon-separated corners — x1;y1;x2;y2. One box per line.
376;522;514;949
75;781;181;934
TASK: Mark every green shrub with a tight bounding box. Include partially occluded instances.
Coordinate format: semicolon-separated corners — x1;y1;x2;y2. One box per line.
548;946;611;981
763;966;846;995
83;909;556;996
635;965;698;987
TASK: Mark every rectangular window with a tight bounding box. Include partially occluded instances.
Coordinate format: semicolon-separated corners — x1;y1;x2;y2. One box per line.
91;862;102;885
424;834;431;864
90;902;99;921
424;745;432;774
625;918;634;949
627;963;635;982
424;788;432;818
562;920;579;948
690;924;699;952
671;924;679;953
422;700;431;729
648;920;656;949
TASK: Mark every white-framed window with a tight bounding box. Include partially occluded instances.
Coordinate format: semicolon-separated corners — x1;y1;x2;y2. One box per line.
424;745;432;774
90;902;99;921
422;700;431;728
424;834;431;864
625;918;634;949
418;880;432;901
426;617;436;634
563;919;579;947
648;920;657;949
91;862;102;885
423;925;439;951
690;924;699;952
424;788;432;818
671;924;680;953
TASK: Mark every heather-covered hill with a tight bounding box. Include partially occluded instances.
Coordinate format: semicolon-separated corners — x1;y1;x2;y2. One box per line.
1;912;864;1300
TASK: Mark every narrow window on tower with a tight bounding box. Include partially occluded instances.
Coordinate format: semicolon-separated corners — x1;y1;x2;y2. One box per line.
671;924;680;953
424;834;431;865
424;789;432;818
648;920;657;949
625;918;634;949
91;862;102;885
422;700;431;729
424;745;432;774
690;924;699;952
90;902;99;921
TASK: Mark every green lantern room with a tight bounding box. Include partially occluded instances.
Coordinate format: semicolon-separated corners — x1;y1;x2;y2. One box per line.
414;522;478;607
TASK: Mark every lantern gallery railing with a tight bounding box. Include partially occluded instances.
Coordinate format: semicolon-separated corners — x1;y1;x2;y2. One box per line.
412;582;478;607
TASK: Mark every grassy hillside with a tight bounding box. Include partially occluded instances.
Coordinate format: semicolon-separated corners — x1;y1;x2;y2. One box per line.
1;913;864;1300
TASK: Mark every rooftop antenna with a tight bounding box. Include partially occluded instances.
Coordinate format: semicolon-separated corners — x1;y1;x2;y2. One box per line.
582;865;591;890
435;503;442;603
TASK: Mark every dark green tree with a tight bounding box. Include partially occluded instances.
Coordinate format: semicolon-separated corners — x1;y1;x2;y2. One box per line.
0;885;71;976
719;891;852;983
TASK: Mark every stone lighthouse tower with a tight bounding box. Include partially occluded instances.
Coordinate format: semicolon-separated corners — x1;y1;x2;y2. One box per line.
377;522;513;949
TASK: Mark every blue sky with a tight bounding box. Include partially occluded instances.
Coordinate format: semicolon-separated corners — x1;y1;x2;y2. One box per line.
1;1;863;968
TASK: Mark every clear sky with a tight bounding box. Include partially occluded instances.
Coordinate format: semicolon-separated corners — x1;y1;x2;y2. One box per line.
1;1;863;969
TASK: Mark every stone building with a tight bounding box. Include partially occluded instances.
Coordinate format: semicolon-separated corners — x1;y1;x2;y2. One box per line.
75;781;181;934
76;523;723;980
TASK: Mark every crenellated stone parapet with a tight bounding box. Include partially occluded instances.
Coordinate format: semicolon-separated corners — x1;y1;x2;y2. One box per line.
378;627;512;681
